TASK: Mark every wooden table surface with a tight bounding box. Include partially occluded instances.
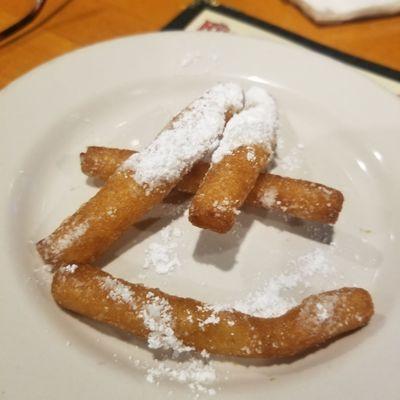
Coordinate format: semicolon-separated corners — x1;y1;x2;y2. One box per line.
1;0;399;88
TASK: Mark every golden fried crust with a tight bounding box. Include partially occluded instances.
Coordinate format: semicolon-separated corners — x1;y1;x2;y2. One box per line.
80;147;133;181
80;146;344;224
38;88;239;268
189;146;269;233
52;264;373;358
36;171;172;267
247;173;344;224
177;161;209;193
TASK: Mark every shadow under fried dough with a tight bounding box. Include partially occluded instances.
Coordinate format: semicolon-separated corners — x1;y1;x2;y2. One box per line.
97;203;334;269
193;214;255;271
85;176;105;189
192;206;334;272
163;191;192;204
245;206;335;244
95;217;164;268
96;196;190;268
85;172;338;269
247;206;382;271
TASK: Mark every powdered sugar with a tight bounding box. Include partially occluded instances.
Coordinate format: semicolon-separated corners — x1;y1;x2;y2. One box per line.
199;309;221;329
279;144;304;172
99;276;136;307
43;221;89;258
147;359;216;396
260;187;278;208
33;264;53;286
144;226;182;274
141;292;217;395
211;198;239;216
94;282;218;395
230;274;298;318
142;292;192;355
295;247;334;278
299;293;338;329
315;301;334;321
123;83;243;191
60;264;78;274
106;207;117;217
246;147;256;161
212;247;335;318
211;87;278;163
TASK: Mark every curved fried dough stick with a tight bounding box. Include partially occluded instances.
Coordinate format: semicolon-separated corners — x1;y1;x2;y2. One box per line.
81;146;344;225
52;264;373;359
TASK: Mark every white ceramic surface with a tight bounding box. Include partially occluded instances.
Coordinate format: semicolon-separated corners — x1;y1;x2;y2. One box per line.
1;32;399;399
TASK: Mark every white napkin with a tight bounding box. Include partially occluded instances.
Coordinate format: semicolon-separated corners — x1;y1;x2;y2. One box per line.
290;0;400;22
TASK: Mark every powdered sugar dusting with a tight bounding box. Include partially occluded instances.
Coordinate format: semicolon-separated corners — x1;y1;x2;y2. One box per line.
99;276;136;307
141;292;192;355
315;301;333;321
260;187;278;208
211;87;278;163
146;359;216;396
230;274;298;318
246;147;256;161
123;83;243;190
211;198;239;216
212;248;335;318
44;221;89;259
33;264;53;286
279;144;304;172
60;264;78;274
299;293;338;330
141;292;217;395
144;226;182;274
296;247;334;278
199;309;221;329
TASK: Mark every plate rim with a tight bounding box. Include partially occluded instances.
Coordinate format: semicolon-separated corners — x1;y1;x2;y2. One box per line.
1;31;400;400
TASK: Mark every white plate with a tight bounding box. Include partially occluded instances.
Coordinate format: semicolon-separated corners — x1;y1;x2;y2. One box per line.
1;32;399;399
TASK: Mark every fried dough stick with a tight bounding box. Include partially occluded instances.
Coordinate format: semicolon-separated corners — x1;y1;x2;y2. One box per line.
37;83;244;267
81;146;344;224
52;264;373;359
190;87;278;233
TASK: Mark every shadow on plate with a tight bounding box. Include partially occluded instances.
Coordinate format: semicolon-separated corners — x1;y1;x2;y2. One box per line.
96;194;191;268
193;206;335;272
96;193;340;270
246;206;335;244
192;214;255;271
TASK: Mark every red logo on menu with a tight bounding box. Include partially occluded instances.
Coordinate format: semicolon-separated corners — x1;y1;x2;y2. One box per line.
198;20;230;32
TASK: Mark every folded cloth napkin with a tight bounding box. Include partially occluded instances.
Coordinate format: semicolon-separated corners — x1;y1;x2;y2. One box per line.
290;0;400;22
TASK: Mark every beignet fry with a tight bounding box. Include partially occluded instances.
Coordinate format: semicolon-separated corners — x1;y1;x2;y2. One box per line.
52;264;373;359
